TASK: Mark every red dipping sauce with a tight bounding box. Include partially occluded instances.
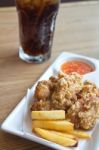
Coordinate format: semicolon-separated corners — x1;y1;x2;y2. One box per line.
61;60;94;75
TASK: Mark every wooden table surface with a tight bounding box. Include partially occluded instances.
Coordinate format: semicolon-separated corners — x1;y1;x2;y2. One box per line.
0;1;99;150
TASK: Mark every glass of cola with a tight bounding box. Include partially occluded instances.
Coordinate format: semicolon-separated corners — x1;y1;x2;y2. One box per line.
15;0;60;63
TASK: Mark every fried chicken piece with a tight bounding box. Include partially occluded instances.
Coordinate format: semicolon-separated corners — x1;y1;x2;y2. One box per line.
67;81;99;129
31;100;50;111
78;108;96;129
51;73;83;110
35;81;51;100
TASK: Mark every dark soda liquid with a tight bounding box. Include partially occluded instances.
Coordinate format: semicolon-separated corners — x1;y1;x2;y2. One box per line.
16;0;59;58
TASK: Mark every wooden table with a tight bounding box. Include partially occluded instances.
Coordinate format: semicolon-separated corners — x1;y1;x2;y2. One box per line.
0;1;99;150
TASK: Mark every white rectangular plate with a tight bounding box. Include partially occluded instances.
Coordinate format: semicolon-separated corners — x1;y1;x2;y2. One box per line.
1;52;99;150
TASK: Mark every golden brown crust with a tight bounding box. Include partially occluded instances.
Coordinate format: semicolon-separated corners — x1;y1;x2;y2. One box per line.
31;73;99;130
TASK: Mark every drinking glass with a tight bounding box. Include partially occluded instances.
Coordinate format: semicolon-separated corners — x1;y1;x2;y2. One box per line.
15;0;60;63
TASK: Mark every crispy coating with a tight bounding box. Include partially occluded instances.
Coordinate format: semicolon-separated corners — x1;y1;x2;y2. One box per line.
31;100;50;111
31;73;99;130
35;81;51;100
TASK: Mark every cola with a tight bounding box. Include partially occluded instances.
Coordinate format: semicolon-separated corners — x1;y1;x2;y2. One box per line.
16;0;60;63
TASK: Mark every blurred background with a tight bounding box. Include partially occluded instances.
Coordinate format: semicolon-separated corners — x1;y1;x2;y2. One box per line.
0;0;90;7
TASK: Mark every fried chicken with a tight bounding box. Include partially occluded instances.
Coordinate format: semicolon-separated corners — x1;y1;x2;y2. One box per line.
31;73;99;130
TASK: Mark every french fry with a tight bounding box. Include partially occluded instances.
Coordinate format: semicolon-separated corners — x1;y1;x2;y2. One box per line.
31;110;65;120
32;120;74;132
51;130;77;140
68;130;91;139
34;128;77;147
